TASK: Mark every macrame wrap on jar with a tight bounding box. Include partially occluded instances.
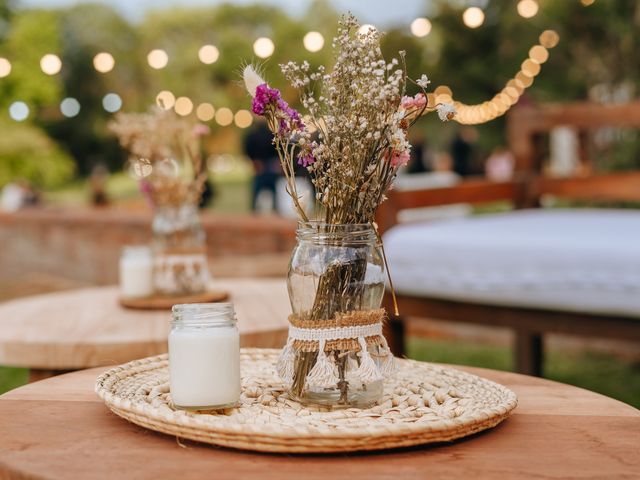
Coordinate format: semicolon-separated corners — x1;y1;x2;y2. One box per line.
277;308;397;389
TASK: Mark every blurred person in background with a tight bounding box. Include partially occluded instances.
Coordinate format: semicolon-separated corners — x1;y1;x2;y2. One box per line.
450;127;478;177
89;163;110;207
485;146;516;182
243;119;281;212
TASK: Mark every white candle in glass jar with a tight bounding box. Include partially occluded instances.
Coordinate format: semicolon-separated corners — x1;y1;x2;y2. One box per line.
119;245;154;298
169;303;240;410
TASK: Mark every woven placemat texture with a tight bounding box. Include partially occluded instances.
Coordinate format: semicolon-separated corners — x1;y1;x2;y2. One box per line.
95;349;517;453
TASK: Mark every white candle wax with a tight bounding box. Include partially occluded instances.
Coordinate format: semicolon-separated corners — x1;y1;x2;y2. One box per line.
119;246;154;298
169;326;240;409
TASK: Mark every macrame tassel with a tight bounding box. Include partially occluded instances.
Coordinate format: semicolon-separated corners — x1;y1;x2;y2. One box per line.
377;335;397;378
305;339;339;388
355;337;383;383
276;337;295;383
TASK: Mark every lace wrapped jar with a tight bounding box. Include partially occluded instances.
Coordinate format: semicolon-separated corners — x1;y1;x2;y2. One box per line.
152;203;210;296
278;222;395;407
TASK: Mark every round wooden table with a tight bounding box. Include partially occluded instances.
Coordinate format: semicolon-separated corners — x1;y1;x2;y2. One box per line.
0;366;637;479
0;280;290;378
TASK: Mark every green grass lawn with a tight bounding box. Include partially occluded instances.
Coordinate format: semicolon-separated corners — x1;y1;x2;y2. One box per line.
408;338;640;408
2;339;638;408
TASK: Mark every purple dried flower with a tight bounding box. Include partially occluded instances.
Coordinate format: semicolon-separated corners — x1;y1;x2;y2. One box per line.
252;83;305;134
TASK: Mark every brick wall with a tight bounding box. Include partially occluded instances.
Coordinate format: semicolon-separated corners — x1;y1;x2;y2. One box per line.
0;208;295;285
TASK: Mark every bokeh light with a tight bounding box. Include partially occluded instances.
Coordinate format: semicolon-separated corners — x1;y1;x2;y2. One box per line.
60;97;81;118
9;101;29;121
521;58;541;76
516;71;534;87
410;17;432;37
462;7;485;28
128;158;153;179
581;0;595;5
40;54;62;75
174;96;194;116
155;90;176;110
234;109;253;128
303;31;324;52
147;49;169;69
198;45;220;64
93;52;115;73
529;45;549;64
102;93;122;113
215;107;233;126
196;103;215;121
358;24;376;35
539;30;560;48
517;0;539;19
0;58;11;77
253;37;274;58
434;85;453;97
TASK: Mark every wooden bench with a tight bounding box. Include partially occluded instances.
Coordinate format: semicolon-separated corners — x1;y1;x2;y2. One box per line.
378;101;640;376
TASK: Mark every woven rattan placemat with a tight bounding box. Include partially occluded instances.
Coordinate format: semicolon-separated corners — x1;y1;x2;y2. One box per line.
95;349;517;453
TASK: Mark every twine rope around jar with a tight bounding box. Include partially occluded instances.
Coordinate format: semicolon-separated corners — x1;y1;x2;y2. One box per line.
277;308;396;388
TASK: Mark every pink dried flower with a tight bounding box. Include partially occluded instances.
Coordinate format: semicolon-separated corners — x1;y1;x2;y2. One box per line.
385;149;411;168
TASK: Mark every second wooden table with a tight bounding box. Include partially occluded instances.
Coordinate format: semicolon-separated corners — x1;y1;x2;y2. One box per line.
0;279;290;377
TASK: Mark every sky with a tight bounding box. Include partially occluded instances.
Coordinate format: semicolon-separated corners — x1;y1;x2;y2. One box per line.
20;0;429;27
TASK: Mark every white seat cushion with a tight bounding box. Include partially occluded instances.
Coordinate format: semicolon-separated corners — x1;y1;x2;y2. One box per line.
383;209;640;317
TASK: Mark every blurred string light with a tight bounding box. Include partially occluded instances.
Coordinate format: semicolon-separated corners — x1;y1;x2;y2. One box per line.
517;0;539;19
215;107;233;126
9;101;29;121
102;93;122;113
462;7;485;28
174;96;194;116
234;109;253;128
196;103;215;121
93;52;115;73
40;54;62;75
60;97;81;118
410;17;432;37
198;45;219;64
438;32;558;125
303;31;324;52
147;49;169;69
0;58;11;77
539;29;560;48
581;0;595;5
155;90;175;110
253;37;274;58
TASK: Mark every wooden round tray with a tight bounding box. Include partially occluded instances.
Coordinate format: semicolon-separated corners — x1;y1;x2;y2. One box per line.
119;290;229;310
95;349;517;453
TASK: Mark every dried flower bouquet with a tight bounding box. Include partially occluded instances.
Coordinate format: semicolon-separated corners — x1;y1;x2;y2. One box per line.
109;108;210;208
245;15;455;403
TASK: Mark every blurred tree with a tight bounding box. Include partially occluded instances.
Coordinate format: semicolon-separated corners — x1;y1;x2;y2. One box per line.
0;117;74;188
44;4;140;174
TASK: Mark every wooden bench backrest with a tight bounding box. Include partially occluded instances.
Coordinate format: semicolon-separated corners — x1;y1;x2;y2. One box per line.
377;101;640;233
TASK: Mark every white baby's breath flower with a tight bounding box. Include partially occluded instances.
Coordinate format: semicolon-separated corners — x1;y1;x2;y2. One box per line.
437;103;457;122
243;65;265;97
417;74;431;88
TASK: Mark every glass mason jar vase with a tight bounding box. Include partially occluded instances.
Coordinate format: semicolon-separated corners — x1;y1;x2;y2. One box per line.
152;203;210;296
284;222;388;407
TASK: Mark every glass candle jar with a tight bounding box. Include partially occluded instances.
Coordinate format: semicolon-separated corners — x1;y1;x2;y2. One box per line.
168;303;240;411
119;245;154;299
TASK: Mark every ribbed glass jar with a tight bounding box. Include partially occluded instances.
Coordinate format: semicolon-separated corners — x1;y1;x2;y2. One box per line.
285;222;386;407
